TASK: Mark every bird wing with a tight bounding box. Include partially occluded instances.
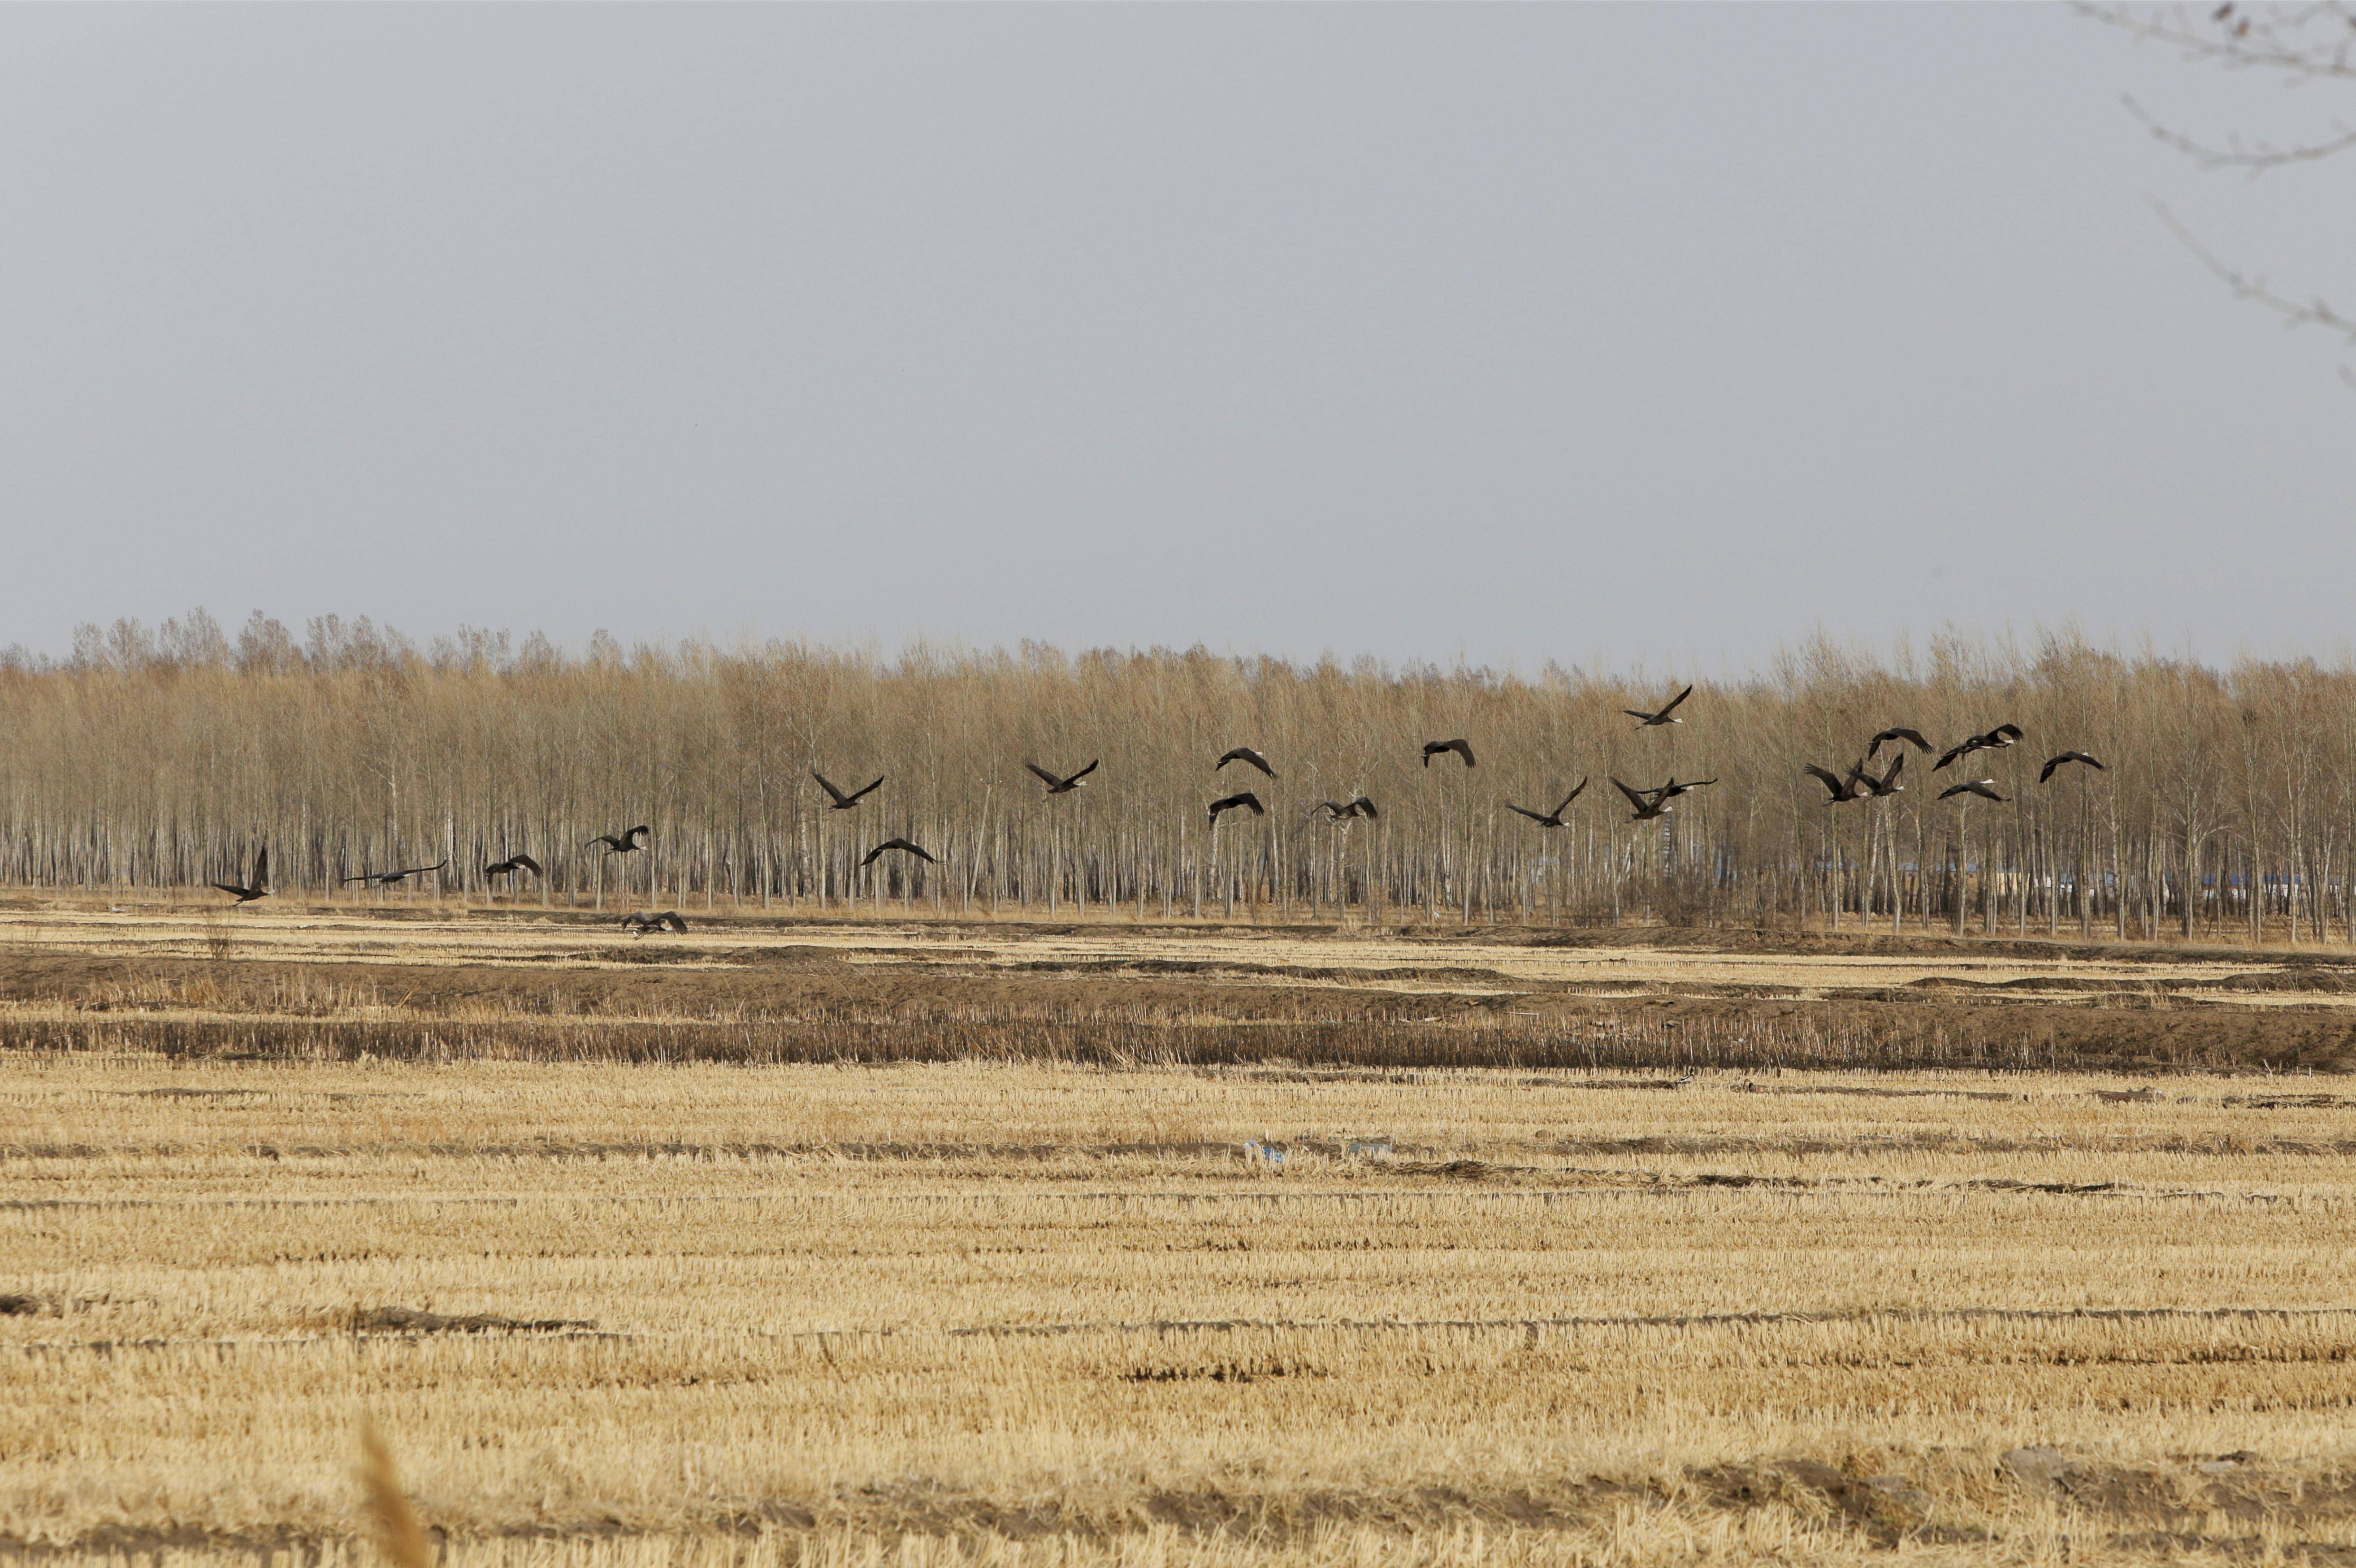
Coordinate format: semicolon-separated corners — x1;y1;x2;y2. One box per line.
1932;743;1969;771
627;826;650;845
514;854;543;874
1236;792;1265;815
1453;739;1477;766
1803;765;1847;798
1023;761;1062;787
1621;708;1652;722
1992;723;2023;742
1611;778;1651;812
1556;779;1589;814
1506;803;1552;825
909;842;940;863
1069;760;1099;783
847;776;884;803
1656;685;1693;718
859;844;884;867
811;771;846;803
1351;797;1379;819
208;882;247;897
254;847;269;888
1869;727;1928;757
585;835;614;849
663;913;689;932
2038;756;2061;783
340;873;374;885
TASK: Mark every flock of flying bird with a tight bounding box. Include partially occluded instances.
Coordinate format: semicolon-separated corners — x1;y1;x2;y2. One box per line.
202;686;2108;930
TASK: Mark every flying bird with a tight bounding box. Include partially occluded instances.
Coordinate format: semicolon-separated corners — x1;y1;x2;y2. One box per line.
587;825;651;854
1506;780;1589;828
1867;727;1933;759
1653;777;1717;799
484;854;543;879
619;910;689;935
2039;751;2107;783
1855;752;1907;798
1612;778;1676;821
1939;780;2007;803
860;838;940;868
1313;797;1378;821
210;847;270;903
1208;791;1266;824
342;859;448;887
1216;747;1276;778
1624;686;1694;727
812;771;884;810
1025;760;1099;795
1804;764;1863;804
1422;739;1476;768
1934;724;2024;772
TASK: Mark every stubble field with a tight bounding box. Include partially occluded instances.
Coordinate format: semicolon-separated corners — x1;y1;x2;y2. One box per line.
11;900;2356;1566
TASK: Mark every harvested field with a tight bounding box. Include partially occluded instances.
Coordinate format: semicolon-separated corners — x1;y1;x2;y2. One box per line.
11;907;2356;1565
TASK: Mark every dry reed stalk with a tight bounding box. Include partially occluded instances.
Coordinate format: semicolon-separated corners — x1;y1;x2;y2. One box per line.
358;1417;433;1568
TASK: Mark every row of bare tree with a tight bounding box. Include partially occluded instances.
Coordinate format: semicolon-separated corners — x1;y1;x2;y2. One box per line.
3;612;2351;942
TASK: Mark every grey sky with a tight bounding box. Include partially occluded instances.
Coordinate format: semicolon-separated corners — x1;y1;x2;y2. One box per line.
1;4;2348;673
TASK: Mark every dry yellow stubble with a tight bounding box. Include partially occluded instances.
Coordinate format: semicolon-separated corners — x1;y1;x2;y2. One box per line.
9;1054;2356;1565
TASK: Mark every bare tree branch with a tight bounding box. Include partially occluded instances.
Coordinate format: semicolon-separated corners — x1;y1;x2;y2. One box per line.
2124;93;2356;168
2078;1;2356;82
2150;197;2356;342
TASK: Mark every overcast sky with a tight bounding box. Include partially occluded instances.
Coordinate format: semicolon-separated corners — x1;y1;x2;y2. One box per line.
1;4;2349;674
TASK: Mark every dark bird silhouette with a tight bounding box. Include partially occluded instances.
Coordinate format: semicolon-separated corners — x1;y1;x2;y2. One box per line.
1804;764;1863;804
620;910;689;935
342;859;448;888
1025;760;1099;795
1624;686;1694;727
1208;791;1265;825
2040;750;2107;783
1939;779;2007;803
1934;724;2024;772
812;771;884;810
587;825;651;854
1653;777;1717;799
1612;778;1676;821
484;854;543;879
1855;752;1908;798
1216;747;1276;778
1421;739;1476;768
1313;797;1378;821
1867;727;1934;759
210;847;270;903
860;838;940;868
1506;780;1589;828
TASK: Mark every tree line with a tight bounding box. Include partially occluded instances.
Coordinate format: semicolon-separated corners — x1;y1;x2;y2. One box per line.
2;609;2349;943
